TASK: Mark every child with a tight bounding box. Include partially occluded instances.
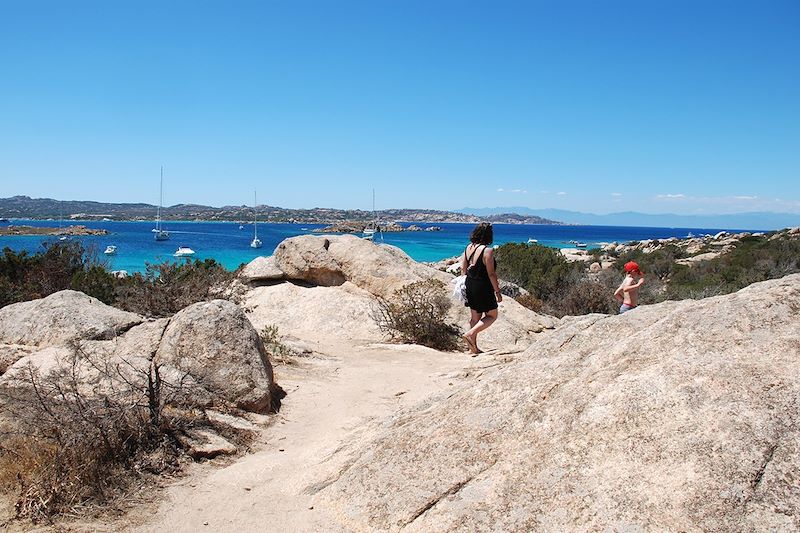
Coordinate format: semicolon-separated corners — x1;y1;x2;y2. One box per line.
614;261;645;313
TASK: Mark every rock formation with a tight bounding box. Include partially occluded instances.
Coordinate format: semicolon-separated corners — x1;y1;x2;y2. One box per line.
0;290;141;349
0;292;282;456
312;274;800;531
242;235;555;349
272;234;453;298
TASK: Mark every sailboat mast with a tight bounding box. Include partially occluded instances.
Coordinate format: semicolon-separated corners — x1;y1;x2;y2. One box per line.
157;166;163;231
254;190;258;239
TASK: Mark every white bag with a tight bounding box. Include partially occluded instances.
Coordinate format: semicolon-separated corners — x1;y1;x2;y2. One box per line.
451;275;467;303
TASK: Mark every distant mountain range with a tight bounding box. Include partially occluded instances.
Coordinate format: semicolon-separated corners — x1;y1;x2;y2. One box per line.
0;196;559;225
459;207;800;231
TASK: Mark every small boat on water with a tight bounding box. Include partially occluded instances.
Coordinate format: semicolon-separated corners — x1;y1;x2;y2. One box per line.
174;246;195;257
104;245;117;255
362;228;376;241
686;232;695;238
576;242;588;248
527;238;538;244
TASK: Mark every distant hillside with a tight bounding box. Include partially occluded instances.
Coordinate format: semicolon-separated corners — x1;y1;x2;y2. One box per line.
0;196;561;225
460;206;800;231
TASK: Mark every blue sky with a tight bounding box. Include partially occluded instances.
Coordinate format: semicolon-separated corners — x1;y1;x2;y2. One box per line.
1;0;798;215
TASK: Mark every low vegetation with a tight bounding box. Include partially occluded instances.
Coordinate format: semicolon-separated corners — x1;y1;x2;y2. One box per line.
0;241;236;316
497;231;800;317
0;344;194;521
606;233;800;302
373;279;461;351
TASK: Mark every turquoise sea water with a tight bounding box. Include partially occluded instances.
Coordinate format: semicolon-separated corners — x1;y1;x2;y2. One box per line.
1;219;751;274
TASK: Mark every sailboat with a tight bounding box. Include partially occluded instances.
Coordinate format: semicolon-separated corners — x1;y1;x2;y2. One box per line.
250;190;262;249
153;166;170;241
362;189;382;242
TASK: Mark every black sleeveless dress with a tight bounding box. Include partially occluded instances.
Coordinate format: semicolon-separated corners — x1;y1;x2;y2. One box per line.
465;245;498;313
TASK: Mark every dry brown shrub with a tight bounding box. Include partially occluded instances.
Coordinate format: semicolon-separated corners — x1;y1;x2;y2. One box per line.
372;279;461;351
0;344;200;522
545;280;617;318
515;293;544;313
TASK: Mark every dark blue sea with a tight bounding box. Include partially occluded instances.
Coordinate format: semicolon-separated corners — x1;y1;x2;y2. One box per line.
0;219;751;273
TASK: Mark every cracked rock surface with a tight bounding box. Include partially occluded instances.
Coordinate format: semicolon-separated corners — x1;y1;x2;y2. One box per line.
315;274;800;531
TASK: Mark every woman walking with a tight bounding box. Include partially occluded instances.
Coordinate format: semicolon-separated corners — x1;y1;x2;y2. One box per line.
460;222;502;354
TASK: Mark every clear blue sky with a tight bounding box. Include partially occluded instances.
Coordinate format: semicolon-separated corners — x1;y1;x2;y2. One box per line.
1;0;798;215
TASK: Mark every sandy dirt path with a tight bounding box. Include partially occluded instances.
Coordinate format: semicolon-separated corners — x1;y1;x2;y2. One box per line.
125;341;492;533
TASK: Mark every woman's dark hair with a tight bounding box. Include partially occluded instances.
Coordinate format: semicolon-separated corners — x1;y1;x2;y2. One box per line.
470;222;493;245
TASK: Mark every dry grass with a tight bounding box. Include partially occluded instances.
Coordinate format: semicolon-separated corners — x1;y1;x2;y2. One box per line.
0;345;195;523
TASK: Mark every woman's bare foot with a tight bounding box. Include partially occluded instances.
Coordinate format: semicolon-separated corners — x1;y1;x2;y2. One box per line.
463;333;480;354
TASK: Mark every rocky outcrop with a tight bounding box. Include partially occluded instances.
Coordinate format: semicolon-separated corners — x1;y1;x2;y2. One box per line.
244;282;382;343
1;293;281;428
0;290;142;350
314;274;800;531
600;229;799;260
240;236;555;349
156;300;277;413
272;235;452;298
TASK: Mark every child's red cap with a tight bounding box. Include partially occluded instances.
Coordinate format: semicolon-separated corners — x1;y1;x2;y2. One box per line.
624;261;642;273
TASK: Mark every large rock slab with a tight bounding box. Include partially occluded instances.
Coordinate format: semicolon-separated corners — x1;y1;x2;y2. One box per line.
273;234;452;298
0;290;142;349
315;274;800;531
244;282;382;343
155;299;277;413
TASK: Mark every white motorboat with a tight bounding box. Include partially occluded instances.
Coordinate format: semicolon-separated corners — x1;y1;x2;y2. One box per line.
576;242;588;248
527;238;538;244
250;190;262;249
174;246;195;257
153;166;170;241
104;245;117;255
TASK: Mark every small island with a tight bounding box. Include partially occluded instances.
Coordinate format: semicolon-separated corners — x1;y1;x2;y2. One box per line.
313;221;442;234
0;224;109;237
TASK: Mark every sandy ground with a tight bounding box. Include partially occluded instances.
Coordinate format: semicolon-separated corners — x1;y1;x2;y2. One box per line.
110;340;500;533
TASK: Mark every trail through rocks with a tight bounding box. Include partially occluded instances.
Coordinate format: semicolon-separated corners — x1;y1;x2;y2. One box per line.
128;341;495;532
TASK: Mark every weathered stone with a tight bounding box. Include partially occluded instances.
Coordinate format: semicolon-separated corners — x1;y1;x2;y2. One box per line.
0;290;142;349
155;300;277;413
240;256;285;283
273;234;452;298
206;410;258;432
179;429;238;459
315;274;800;532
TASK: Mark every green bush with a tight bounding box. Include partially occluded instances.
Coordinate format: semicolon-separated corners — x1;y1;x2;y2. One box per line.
114;259;235;318
71;266;118;304
495;243;583;300
372;279;461;351
0;241;108;307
